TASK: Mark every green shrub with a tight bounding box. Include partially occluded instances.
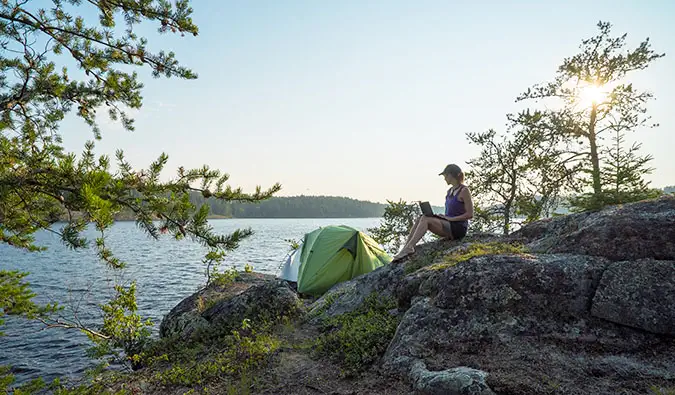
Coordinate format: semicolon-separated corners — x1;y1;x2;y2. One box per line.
152;320;279;386
314;293;400;376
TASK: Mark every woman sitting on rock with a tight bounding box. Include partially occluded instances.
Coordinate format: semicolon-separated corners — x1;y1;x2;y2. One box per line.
393;164;474;261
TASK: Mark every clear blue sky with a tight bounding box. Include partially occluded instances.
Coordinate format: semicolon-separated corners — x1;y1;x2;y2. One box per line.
61;0;675;205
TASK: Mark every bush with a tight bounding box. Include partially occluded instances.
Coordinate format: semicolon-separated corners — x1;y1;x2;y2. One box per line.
314;293;400;376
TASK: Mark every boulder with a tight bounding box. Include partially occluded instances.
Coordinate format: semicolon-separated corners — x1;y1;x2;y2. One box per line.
202;278;301;329
160;273;301;340
382;254;675;395
510;195;675;261
410;361;494;395
591;259;675;335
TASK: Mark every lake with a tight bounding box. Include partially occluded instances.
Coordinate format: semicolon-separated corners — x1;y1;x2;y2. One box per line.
0;218;383;385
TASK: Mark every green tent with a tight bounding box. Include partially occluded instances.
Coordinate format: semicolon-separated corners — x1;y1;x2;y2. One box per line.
284;225;391;296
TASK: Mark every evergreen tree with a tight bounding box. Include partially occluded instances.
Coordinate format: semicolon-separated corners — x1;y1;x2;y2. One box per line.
368;200;420;254
596;129;661;205
0;0;279;374
516;21;664;211
466;124;572;235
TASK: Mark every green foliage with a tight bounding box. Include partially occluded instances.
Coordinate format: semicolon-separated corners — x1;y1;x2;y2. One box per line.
314;293;400;376
284;238;301;251
210;267;240;287
403;247;445;274
151;320;279;387
0;270;59;335
86;282;152;370
189;195;386;219
516;21;664;212
467;127;570;235
0;0;281;380
307;288;344;319
368;199;421;254
428;242;527;271
0;365;46;395
568;129;663;210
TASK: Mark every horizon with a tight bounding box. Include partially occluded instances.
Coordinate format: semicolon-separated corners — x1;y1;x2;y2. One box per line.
59;1;675;207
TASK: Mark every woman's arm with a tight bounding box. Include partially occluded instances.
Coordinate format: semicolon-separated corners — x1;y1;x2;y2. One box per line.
444;187;474;221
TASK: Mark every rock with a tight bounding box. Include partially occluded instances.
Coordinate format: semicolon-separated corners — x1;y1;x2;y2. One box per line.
203;278;301;329
308;263;404;323
308;235;496;322
382;253;675;395
591;259;675;335
160;273;301;339
410;361;494;395
510;195;675;261
432;254;609;319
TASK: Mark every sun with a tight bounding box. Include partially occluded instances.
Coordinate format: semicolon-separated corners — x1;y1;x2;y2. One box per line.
577;82;609;108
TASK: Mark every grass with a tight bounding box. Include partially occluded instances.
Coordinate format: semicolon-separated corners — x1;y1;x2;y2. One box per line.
313;293;400;377
404;248;444;274
427;242;527;271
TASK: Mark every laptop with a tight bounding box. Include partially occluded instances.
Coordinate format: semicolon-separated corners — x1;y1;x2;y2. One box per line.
419;201;438;217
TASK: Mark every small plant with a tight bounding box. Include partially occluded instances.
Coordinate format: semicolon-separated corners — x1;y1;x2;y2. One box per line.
428;242;527;271
152;319;279;386
367;200;421;255
651;386;675;395
244;263;254;273
0;365;47;394
307;289;343;320
404;248;444;274
211;267;240;287
284;238;301;251
87;282;153;370
314;293;400;376
196;295;207;313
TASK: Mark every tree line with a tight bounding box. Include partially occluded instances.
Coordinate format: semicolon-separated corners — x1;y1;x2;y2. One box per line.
190;194;387;218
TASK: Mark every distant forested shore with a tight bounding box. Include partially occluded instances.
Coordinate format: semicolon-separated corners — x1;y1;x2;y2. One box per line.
70;187;674;221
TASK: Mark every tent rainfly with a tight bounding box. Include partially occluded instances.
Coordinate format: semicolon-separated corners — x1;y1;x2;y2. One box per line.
279;225;391;296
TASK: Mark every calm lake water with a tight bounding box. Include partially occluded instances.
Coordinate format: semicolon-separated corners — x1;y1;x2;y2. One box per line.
0;218;382;385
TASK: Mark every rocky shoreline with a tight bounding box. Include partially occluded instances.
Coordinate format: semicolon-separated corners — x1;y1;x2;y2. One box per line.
108;196;675;394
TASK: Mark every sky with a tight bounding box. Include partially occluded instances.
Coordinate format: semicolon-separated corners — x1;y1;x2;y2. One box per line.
60;0;675;206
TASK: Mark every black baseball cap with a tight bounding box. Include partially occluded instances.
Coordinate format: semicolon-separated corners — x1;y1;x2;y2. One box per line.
439;164;462;176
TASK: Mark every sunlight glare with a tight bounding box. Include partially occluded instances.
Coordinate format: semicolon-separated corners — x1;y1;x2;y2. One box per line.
578;83;609;107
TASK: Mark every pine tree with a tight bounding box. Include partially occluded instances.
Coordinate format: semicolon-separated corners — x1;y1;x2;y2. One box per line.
598;130;660;204
516;21;664;211
466;123;571;235
0;0;279;373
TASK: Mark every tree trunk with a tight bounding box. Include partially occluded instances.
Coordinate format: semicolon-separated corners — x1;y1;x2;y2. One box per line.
588;105;602;198
503;204;511;236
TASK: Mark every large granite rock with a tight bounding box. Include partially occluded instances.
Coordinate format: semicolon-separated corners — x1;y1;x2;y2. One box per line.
381;254;675;395
160;273;302;340
509;195;675;261
591;259;675;336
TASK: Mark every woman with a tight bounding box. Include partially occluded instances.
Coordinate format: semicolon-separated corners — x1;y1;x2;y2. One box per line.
392;164;474;261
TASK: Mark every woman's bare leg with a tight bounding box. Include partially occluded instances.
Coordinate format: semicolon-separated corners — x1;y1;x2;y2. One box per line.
403;217;453;250
394;217;454;261
401;216;423;248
